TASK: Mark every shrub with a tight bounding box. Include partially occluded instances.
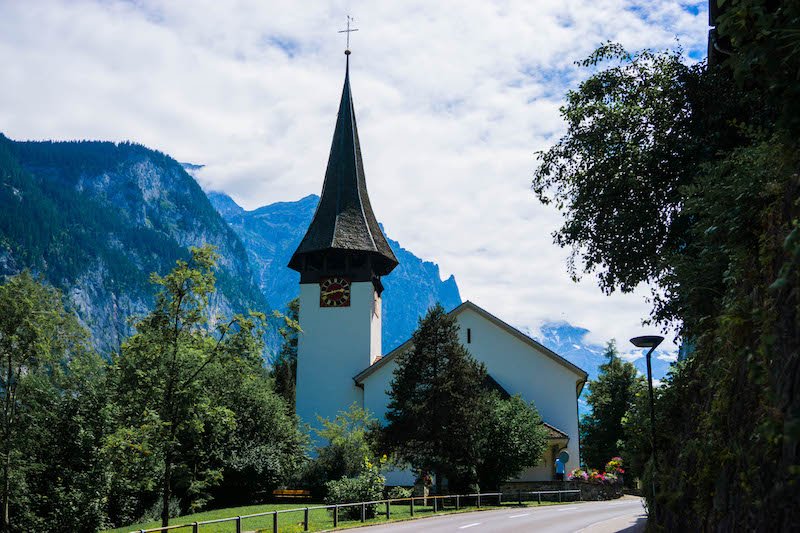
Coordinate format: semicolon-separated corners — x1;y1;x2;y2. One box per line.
324;459;385;520
305;404;381;497
387;486;412;500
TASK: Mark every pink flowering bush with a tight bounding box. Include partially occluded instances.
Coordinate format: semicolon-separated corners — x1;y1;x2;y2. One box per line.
567;462;621;484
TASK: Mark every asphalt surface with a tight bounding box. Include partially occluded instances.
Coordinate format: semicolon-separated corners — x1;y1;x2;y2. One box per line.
351;497;647;532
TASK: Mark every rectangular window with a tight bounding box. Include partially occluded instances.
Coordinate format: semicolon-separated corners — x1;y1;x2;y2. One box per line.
467;328;472;344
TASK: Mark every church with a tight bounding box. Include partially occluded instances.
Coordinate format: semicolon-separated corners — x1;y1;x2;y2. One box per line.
288;49;588;486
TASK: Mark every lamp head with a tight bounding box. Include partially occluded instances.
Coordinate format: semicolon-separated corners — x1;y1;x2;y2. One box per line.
630;335;664;349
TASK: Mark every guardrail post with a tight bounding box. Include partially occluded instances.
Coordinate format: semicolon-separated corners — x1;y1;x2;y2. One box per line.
193;521;199;533
538;491;541;505
304;507;309;531
559;491;562;503
236;516;242;533
334;505;339;527
518;489;522;505
433;497;438;513
456;494;460;510
410;497;415;516
361;502;366;522
498;492;502;505
273;511;278;533
477;493;481;508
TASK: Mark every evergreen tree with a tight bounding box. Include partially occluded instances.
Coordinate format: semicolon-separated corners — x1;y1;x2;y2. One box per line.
579;341;645;472
382;304;487;493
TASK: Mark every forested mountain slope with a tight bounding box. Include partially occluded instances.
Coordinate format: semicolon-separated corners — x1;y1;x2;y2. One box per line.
0;134;267;354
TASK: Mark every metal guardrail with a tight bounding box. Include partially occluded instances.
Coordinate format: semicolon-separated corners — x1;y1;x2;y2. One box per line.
132;489;582;533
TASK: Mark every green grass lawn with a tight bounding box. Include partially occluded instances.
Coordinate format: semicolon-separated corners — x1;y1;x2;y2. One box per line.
105;496;578;533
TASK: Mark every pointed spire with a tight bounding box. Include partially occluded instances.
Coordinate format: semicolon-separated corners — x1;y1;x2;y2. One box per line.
289;53;398;280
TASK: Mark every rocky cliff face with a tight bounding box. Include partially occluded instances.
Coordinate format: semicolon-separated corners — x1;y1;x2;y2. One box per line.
0;134;462;357
0;134;670;385
0;135;267;354
207;192;462;353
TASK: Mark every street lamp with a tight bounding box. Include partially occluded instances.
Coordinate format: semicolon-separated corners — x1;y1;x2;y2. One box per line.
630;335;663;511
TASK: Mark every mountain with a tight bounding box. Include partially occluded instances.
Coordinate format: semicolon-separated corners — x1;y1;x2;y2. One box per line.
532;321;675;417
0;135;269;354
207;192;462;352
0;134;461;357
0;133;669;398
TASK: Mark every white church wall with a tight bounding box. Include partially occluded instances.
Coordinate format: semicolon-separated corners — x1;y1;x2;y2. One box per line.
358;303;584;483
453;307;581;480
370;291;382;364
362;355;395;423
296;281;374;441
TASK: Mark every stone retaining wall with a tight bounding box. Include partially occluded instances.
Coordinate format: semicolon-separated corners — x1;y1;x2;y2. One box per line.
499;480;623;501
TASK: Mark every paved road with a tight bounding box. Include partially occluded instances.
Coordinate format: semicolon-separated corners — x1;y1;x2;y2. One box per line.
352;497;646;532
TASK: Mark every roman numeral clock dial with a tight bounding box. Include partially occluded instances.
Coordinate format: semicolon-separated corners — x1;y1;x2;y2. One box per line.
319;277;351;307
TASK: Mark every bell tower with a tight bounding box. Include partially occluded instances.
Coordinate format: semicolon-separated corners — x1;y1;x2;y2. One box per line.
288;49;398;434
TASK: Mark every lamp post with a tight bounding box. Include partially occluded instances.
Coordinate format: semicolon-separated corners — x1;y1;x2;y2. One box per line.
630;335;664;512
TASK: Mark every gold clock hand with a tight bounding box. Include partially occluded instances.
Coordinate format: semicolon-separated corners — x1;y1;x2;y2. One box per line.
321;288;346;297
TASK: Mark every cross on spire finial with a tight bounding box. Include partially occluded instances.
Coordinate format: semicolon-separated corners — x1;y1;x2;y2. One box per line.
338;15;359;54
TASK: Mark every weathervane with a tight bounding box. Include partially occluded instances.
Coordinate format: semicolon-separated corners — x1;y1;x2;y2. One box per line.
338;15;359;54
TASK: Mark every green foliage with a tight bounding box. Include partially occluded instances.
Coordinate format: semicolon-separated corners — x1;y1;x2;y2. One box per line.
387;486;412;499
272;298;300;412
534;9;800;526
714;0;800;135
382;304;487;493
0;271;112;532
476;393;549;490
533;45;702;293
306;404;381;497
205;342;307;509
579;341;644;474
323;459;385;520
381;306;547;492
106;246;304;527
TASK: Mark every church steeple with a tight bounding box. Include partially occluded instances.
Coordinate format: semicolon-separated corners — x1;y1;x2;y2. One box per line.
288;52;398;282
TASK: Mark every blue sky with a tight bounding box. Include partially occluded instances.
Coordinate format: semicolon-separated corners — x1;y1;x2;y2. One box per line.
0;0;707;353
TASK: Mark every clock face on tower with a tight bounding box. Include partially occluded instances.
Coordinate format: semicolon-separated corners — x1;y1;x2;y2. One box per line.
319;277;351;307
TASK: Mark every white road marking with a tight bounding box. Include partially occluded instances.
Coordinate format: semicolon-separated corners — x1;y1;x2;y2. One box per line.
509;513;530;518
459;523;481;529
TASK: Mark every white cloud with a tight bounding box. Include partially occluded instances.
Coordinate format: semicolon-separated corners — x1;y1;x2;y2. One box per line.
620;351;644;363
0;0;706;348
657;352;679;363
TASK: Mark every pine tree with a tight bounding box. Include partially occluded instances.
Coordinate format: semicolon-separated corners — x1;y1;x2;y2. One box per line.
382;304;487;493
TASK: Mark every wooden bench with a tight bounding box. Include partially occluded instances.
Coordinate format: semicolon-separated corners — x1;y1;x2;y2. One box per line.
273;488;312;501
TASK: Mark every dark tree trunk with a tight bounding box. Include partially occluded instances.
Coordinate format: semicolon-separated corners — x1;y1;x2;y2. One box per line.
161;451;172;529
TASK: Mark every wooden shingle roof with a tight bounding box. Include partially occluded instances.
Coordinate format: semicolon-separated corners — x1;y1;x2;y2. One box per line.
288;54;398;276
